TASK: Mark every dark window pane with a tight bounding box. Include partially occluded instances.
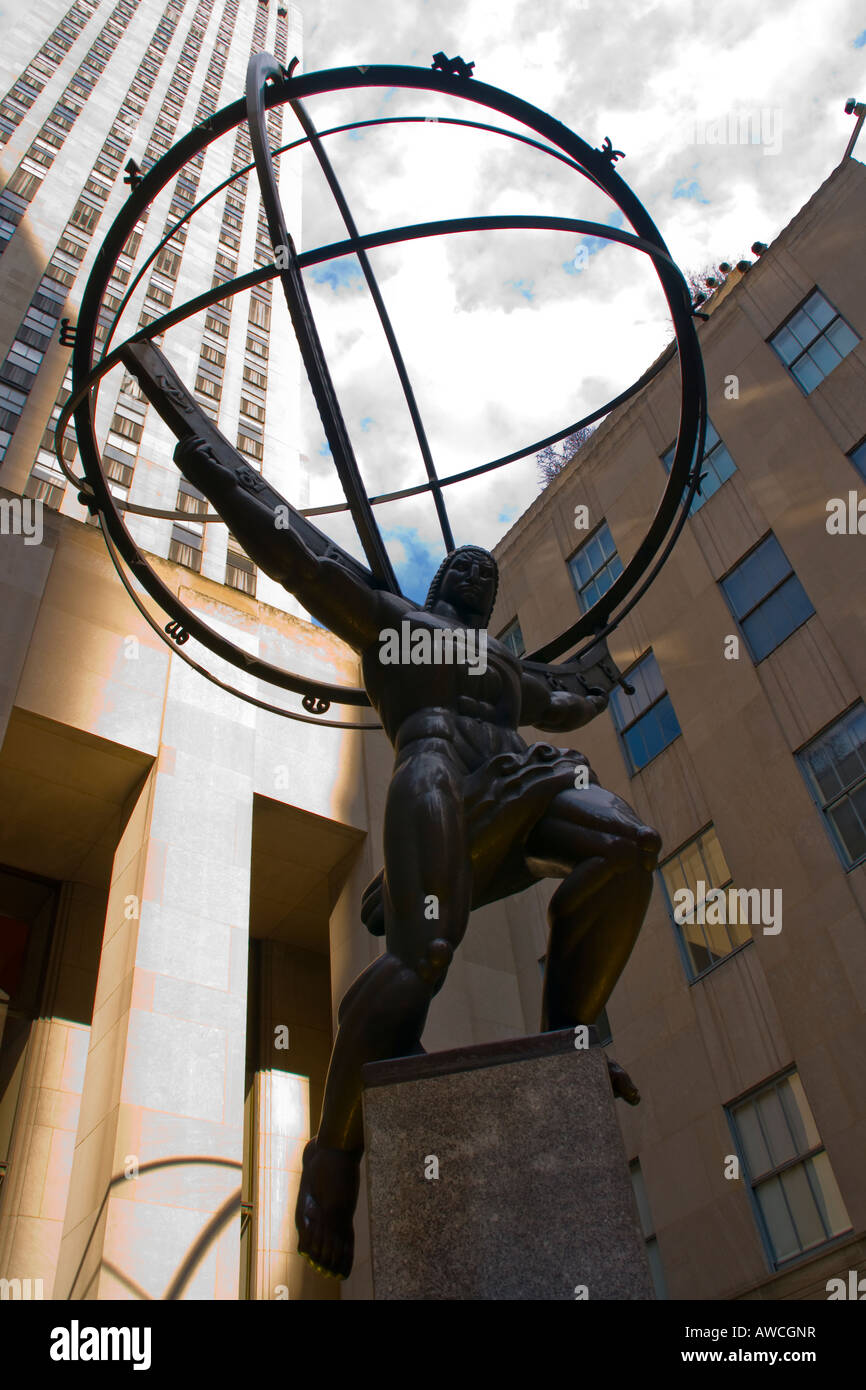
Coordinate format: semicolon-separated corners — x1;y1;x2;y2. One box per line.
756;1176;802;1262
849;440;866;482
827;797;866;863
741;575;814;660
787;306;817;348
792;355;823;394
772;325;799;364
805;291;834;330
722;536;790;618
826;317;857;357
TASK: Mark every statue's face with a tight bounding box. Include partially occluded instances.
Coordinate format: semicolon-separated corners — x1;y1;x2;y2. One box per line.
435;550;497;624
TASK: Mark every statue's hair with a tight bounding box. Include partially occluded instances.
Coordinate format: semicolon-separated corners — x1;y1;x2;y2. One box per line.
424;545;499;623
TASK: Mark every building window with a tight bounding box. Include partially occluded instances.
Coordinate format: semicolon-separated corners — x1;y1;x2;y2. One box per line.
5;168;43;200
195;373;221;400
24;464;66;510
848;438;866;483
243;364;267;389
662;419;737;514
226;539;256;596
769;289;859;394
169;523;202;572
104;453;133;488
249;295;271;329
629;1160;667;1299
200;342;225;368
498;618;525;658
110;412;143;444
69;199;100;234
720;534;814;663
797;704;866;870
658;826;749;979
237;432;263;461
727;1071;851;1268
568;522;623;614
177;478;207;517
609;651;681;774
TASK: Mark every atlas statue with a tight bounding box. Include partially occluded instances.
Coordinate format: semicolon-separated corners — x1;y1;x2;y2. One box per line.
171;435;661;1281
68;54;706;1287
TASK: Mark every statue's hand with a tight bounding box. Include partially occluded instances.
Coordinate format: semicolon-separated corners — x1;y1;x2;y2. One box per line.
173;435;235;493
585;685;609;715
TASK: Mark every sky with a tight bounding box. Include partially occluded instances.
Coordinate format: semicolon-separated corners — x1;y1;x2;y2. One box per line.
5;0;864;604
278;0;866;602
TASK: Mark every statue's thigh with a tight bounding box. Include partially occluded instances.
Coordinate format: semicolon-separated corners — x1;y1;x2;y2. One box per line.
524;788;647;874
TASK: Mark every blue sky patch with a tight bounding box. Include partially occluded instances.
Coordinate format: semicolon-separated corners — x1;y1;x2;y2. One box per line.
310;256;363;291
563;210;624;275
672;176;710;204
380;525;442;603
854;29;866;47
509;278;535;301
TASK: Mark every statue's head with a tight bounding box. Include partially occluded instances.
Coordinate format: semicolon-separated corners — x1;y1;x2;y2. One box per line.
424;545;499;627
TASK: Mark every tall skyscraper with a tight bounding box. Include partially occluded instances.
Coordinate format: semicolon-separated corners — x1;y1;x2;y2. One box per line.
0;0;305;615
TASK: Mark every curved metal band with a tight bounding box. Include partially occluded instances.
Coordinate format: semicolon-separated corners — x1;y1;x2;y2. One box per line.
98;520;382;730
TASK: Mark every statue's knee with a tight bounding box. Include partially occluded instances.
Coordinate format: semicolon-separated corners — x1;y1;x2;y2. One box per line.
637;825;662;868
415;937;453;987
608;825;660;872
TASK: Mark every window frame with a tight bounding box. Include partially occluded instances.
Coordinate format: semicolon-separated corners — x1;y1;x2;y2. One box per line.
497;617;525;658
719;533;815;664
608;650;681;775
847;436;866;484
657;824;752;982
768;288;860;396
725;1068;853;1271
796;702;866;872
661;418;737;515
568;521;624;614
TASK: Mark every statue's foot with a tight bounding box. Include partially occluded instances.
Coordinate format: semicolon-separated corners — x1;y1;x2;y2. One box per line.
295;1138;361;1280
607;1057;640;1106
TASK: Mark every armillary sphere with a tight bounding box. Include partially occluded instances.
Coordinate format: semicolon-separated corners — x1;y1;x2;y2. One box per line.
57;53;708;729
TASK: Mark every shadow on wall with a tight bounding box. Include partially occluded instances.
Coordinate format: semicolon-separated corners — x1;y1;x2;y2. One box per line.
63;1155;243;1301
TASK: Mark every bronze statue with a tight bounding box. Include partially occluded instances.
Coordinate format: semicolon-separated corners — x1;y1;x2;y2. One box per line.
172;436;661;1281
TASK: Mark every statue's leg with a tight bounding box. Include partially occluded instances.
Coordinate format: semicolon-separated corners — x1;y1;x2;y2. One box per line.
541;857;655;1027
296;743;471;1278
524;787;661;1028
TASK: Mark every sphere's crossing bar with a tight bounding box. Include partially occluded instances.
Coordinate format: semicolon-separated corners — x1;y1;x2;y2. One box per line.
246;53;400;592
288;92;455;553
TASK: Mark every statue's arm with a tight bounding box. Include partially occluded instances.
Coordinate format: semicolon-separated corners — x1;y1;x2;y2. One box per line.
518;665;609;732
173;437;388;651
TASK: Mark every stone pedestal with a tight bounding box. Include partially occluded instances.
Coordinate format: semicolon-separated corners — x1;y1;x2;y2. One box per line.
362;1029;654;1301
